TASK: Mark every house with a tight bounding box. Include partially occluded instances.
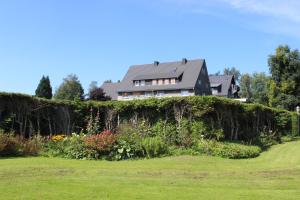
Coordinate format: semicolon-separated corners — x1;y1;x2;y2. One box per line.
101;58;212;100
209;75;240;98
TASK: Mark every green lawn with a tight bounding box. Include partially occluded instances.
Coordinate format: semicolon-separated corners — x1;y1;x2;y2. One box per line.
1;141;300;200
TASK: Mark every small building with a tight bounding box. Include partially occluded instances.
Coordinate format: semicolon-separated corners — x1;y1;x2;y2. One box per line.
209;75;240;98
101;58;212;100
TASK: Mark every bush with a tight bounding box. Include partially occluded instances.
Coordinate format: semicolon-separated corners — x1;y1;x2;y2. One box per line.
255;130;280;149
0;133;42;157
21;136;43;156
196;140;262;159
43;133;97;159
113;128;144;160
84;130;117;158
141;137;168;158
0;133;20;156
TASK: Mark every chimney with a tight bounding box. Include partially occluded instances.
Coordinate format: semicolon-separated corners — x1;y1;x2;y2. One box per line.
182;58;188;64
154;61;159;66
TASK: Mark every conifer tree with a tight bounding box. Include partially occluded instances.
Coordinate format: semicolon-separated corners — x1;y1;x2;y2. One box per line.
35;76;53;99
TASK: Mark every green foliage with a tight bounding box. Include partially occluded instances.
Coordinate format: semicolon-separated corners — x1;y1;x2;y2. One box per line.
251;72;269;105
268;45;300;110
240;73;252;99
86;109;101;135
141;137;168;158
0;93;295;142
223;67;241;82
151;120;177;145
54;74;84;101
196;140;262;159
291;113;300;136
43;134;97;159
114;132;144;160
35;76;53;99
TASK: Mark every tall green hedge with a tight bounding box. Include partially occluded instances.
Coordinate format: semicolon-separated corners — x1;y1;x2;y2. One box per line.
0;92;297;141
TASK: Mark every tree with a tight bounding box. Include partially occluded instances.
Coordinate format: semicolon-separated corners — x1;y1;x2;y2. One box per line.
209;71;221;76
223;67;241;83
88;81;98;94
239;74;252;99
89;87;111;101
54;74;84;101
268;45;300;110
251;72;269;105
35;76;53;99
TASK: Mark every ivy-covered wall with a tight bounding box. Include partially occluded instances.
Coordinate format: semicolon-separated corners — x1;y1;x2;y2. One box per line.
0;92;298;141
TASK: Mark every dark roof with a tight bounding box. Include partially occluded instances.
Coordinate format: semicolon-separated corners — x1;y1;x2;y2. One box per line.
118;59;205;92
133;70;183;81
100;82;121;100
209;75;234;96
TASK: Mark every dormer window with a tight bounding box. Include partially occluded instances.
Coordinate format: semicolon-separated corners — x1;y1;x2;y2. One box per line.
134;80;140;86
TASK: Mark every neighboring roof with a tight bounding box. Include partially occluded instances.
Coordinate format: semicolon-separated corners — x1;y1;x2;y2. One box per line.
209;75;234;96
118;59;205;92
101;82;121;100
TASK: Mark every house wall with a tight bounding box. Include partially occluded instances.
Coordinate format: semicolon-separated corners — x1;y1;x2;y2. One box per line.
117;90;195;101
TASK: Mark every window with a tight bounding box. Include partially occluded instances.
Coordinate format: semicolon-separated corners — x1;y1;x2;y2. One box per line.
145;80;152;86
164;79;170;85
171;78;176;84
156;91;165;97
198;80;202;85
212;88;218;95
134;81;140;86
140;80;145;86
152;80;157;85
181;90;189;96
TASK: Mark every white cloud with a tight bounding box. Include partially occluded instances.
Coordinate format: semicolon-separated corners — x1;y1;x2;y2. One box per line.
161;0;300;38
221;0;300;22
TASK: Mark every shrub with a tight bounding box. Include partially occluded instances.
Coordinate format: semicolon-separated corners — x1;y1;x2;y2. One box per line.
21;136;43;156
151;120;177;146
84;130;117;157
0;134;43;157
255;130;280;149
63;133;90;159
113;131;144;160
0;133;20;156
43;133;96;159
141;136;168;158
42;137;68;157
196;140;262;159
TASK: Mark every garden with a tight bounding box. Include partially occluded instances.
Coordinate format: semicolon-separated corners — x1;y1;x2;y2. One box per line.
0;94;300;199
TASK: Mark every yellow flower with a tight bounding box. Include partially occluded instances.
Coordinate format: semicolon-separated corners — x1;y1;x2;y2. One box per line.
51;135;65;142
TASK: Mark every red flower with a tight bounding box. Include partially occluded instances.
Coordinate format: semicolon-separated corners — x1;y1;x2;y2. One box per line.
84;130;116;152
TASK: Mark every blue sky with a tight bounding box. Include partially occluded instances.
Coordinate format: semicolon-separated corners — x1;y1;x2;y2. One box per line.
1;0;300;95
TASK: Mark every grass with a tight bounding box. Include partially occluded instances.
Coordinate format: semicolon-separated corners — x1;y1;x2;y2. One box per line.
1;141;300;200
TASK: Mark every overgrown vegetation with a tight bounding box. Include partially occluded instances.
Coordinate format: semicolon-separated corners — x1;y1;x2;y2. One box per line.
0;92;299;160
0;93;297;140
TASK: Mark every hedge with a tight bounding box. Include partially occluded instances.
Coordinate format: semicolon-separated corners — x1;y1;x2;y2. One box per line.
0;92;298;142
